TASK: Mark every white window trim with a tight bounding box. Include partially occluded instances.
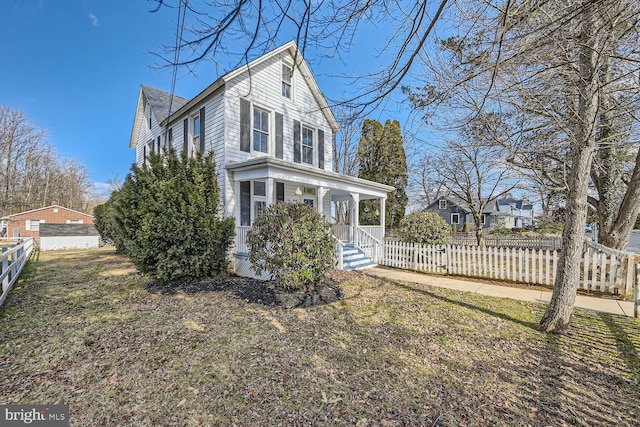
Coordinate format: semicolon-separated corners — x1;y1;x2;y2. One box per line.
439;199;447;210
191;112;201;154
451;213;460;224
301;124;314;166
252;180;266;223
252;104;271;155
282;61;293;100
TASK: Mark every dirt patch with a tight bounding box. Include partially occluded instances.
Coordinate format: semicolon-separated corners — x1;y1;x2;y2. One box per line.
145;274;344;308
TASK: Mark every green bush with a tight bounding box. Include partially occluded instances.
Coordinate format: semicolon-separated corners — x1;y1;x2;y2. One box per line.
536;218;564;235
511;227;526;233
93;199;127;252
491;226;511;236
247;202;335;290
113;150;235;284
398;212;451;245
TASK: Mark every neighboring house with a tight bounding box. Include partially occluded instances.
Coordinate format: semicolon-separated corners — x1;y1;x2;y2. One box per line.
1;204;94;239
129;41;394;275
425;196;534;230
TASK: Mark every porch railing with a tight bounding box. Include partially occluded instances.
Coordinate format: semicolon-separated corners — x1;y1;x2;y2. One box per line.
354;226;381;263
332;225;350;242
235;226;251;254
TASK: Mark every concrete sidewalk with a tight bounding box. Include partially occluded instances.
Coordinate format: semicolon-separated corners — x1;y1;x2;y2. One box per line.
367;266;636;318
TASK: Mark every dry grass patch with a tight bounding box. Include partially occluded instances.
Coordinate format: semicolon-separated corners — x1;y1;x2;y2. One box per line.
0;248;638;426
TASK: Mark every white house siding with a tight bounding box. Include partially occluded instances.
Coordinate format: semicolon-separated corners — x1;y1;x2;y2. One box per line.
136;94;167;165
223;49;334;220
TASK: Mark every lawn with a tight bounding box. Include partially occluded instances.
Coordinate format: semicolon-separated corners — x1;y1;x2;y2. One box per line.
1;248;639;426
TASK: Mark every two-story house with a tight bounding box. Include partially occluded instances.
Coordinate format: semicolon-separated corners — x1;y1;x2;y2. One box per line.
129;41;394;276
425;196;534;230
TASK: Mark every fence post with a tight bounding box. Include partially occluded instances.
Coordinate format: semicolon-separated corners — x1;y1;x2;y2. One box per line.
1;247;8;292
634;261;639;319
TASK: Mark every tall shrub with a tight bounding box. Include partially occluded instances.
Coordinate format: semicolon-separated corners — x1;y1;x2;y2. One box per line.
398;211;451;245
247;203;335;290
113;150;234;283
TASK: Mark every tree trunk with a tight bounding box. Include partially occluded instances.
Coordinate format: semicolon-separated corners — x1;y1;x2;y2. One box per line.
599;147;640;250
539;2;600;333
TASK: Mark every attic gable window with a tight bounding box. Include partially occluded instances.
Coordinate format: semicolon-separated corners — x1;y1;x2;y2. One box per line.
439;199;447;209
282;63;292;99
253;106;269;153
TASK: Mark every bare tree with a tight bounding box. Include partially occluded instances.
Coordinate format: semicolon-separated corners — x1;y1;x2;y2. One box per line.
406;0;640;332
0;106;92;215
434;139;521;245
332;106;361;223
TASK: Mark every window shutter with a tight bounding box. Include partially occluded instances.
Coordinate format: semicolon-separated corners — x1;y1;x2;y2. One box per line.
157;136;161;153
276;182;285;202
143;145;146;163
318;129;325;169
183;118;188;154
25;220;31;231
168;128;173;149
293;120;301;163
240;98;250;152
275;112;283;159
199;107;206;153
240;181;251;226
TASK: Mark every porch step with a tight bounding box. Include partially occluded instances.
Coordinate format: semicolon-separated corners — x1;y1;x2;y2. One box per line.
341;244;376;271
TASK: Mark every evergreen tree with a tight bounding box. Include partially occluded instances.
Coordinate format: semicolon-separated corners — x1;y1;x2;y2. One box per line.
113;150;234;284
357;119;408;229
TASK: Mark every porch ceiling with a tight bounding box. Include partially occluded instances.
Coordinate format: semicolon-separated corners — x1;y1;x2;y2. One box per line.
226;157;393;199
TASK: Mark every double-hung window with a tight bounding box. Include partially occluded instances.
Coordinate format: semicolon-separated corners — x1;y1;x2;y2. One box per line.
439;199;447;210
282;63;292;99
192;113;201;153
253;107;269;153
253;181;266;221
302;126;313;165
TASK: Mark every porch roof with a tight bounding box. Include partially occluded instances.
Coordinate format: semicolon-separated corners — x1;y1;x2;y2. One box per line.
226;157;394;200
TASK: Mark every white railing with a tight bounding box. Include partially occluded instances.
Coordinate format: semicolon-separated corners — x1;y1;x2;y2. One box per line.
360;226;384;242
332;225;350;242
1;238;35;307
235;226;251;254
381;240;638;297
354;226;381;263
332;236;345;270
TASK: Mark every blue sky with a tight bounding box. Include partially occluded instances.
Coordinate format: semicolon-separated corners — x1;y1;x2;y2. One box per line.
0;0;410;194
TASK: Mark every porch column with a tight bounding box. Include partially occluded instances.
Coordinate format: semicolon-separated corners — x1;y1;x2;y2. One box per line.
234;179;241;226
265;177;274;207
317;187;329;217
380;197;386;236
350;192;359;246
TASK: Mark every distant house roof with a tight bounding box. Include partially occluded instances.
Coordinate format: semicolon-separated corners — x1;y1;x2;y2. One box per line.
40;224;100;237
2;205;93;220
428;195;532;216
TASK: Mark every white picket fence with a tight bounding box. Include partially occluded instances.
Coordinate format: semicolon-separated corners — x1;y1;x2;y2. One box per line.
381;240;637;297
1;238;35;307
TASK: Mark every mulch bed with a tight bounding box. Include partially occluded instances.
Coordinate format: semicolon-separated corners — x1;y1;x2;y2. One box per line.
145;273;344;309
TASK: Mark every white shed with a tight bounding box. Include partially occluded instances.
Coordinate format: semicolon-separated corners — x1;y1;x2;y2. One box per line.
39;224;100;250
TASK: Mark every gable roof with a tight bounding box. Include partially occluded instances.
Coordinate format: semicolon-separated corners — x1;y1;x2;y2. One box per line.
2;205;94;220
130;40;339;149
129;85;190;148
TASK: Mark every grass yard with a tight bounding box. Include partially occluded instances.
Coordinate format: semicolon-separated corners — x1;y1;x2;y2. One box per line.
1;248;639;426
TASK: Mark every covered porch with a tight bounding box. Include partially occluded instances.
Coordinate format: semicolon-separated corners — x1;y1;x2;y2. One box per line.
227;157;393;271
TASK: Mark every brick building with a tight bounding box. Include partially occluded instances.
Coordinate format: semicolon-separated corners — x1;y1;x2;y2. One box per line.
1;204;94;239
